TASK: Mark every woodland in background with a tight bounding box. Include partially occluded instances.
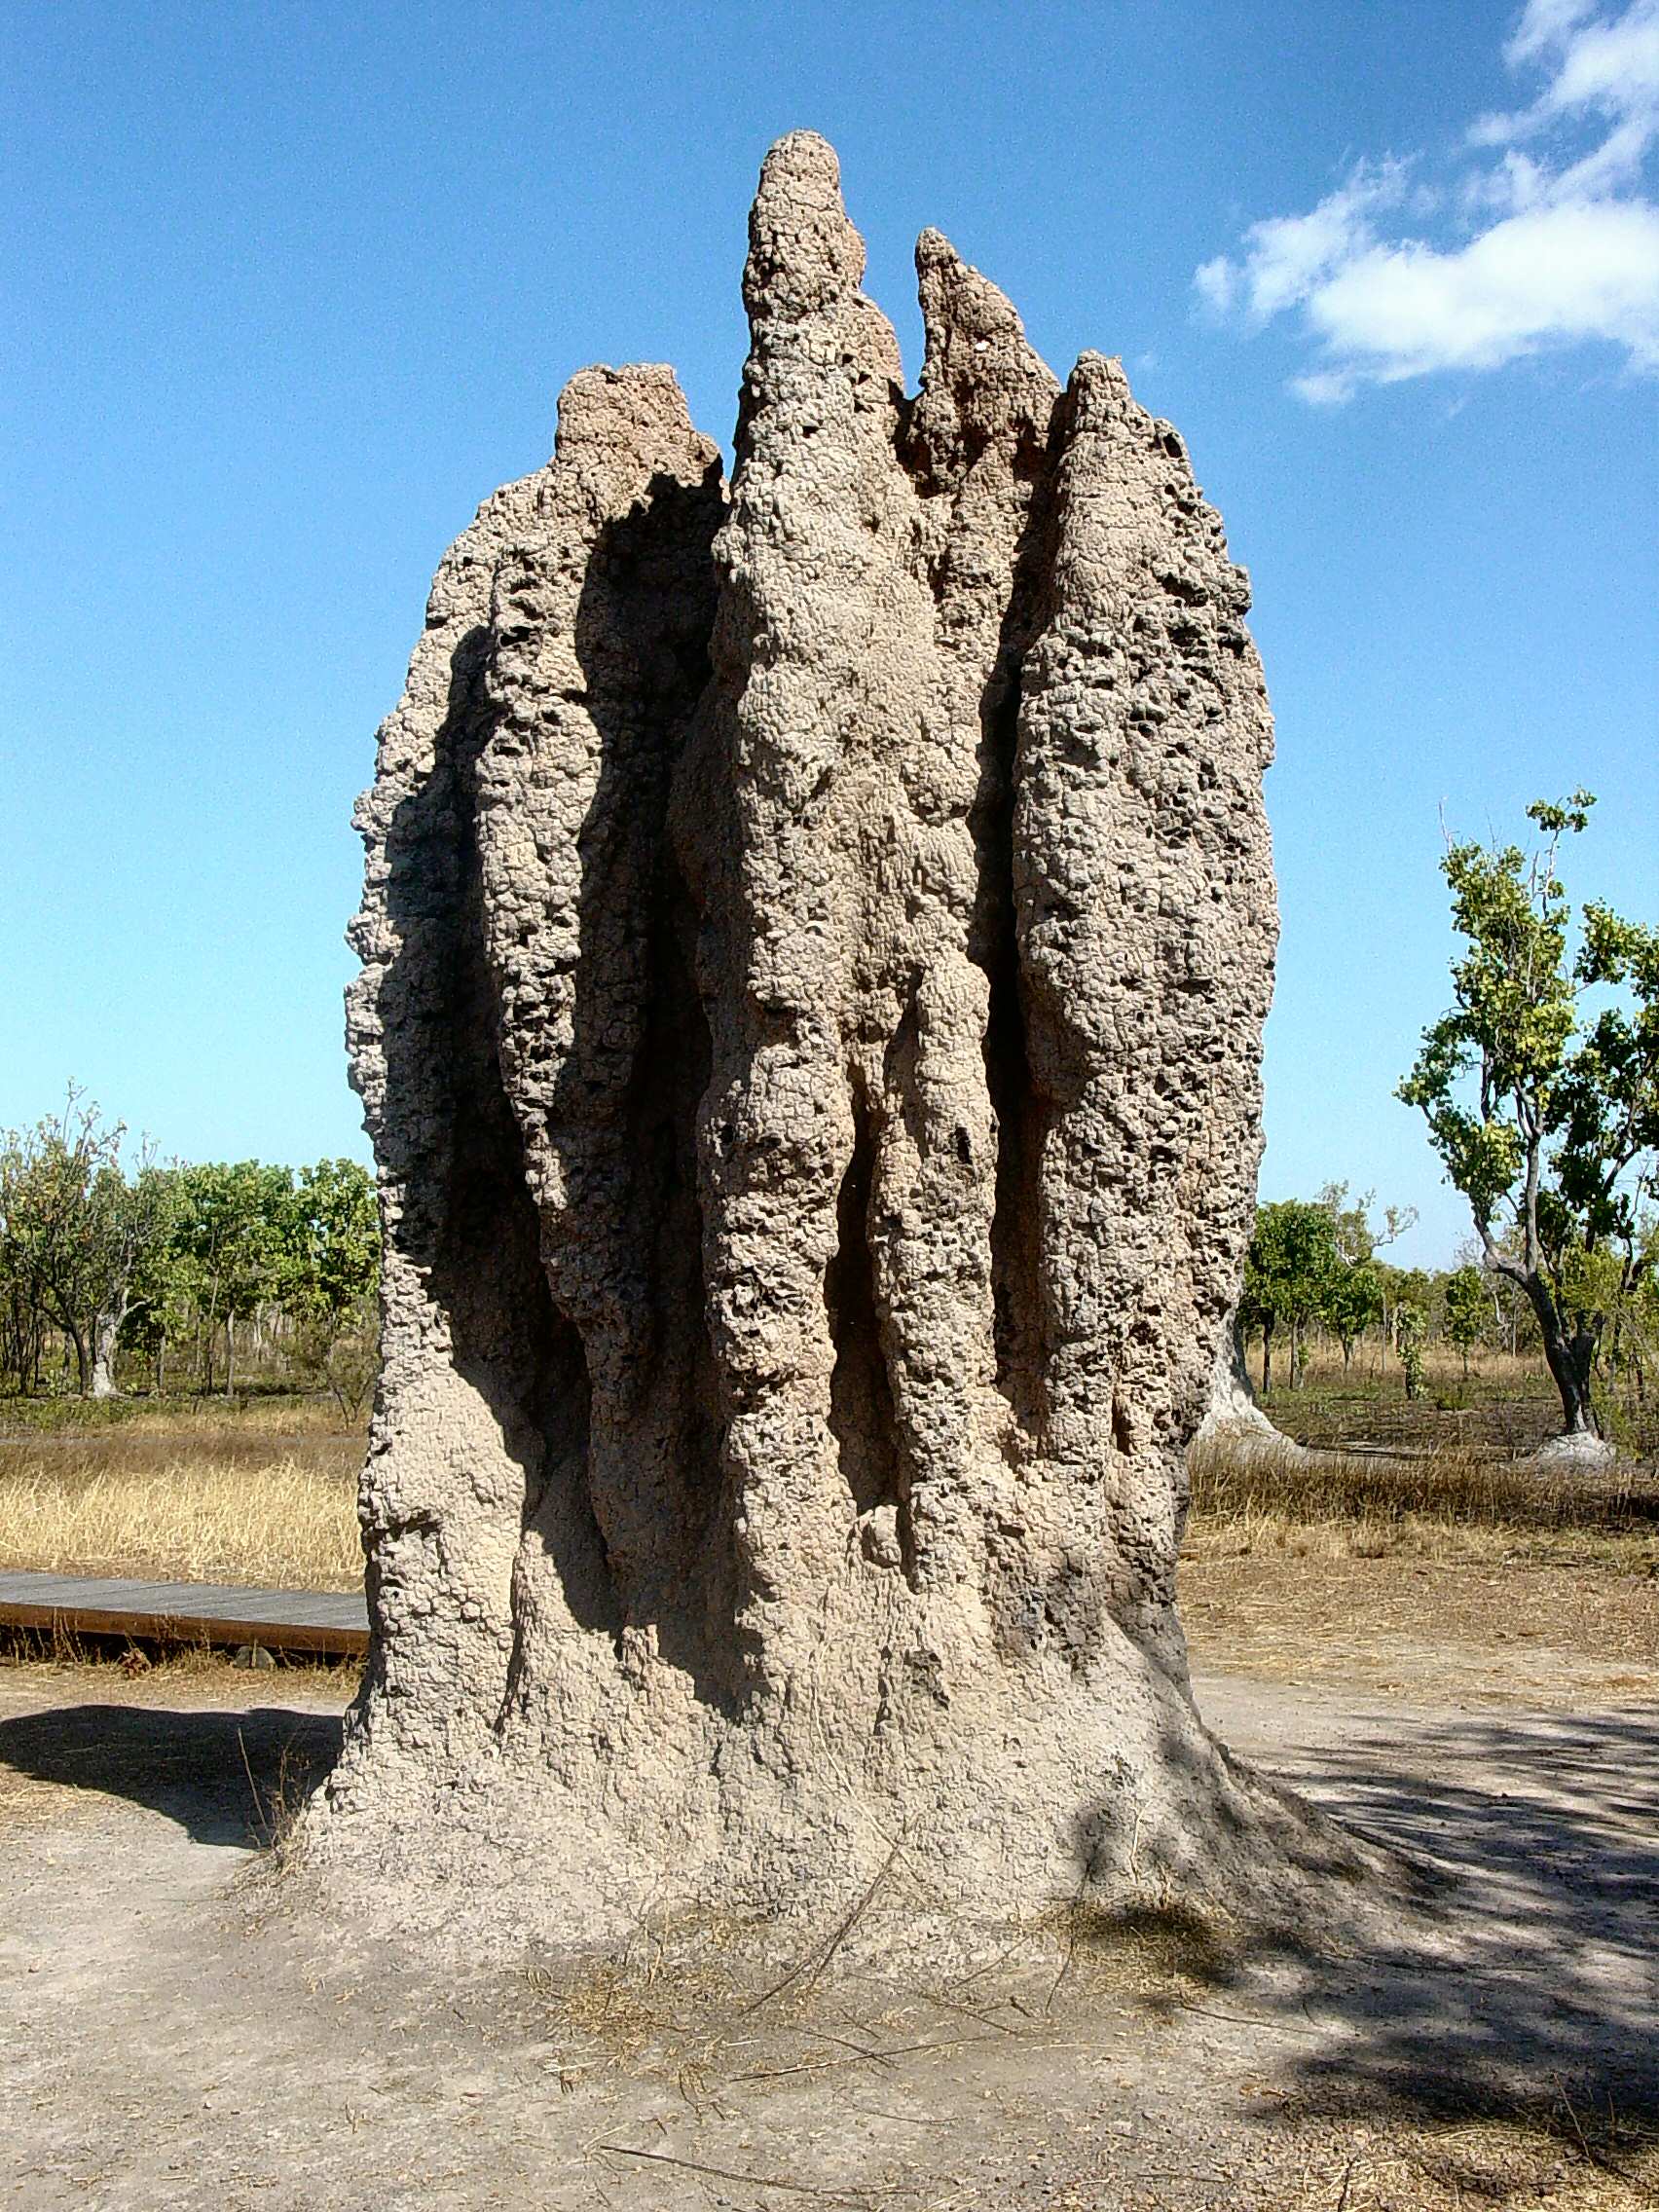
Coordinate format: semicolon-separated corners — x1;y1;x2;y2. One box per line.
3;1090;1653;1455
0;1090;378;1415
1239;1183;1656;1453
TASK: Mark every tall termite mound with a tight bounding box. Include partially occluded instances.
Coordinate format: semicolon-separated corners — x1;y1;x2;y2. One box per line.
318;133;1354;1943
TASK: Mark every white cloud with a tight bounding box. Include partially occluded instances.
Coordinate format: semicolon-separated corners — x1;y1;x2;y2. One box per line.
1288;369;1356;405
1311;201;1659;377
1474;0;1659;169
1194;254;1237;314
1198;0;1659;399
1506;0;1599;65
1201;163;1409;326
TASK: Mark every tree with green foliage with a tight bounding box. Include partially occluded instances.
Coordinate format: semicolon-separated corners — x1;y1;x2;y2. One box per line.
1313;1182;1418;1371
1313;1181;1418;1268
1321;1259;1384;1373
1394;1301;1427;1401
1399;793;1658;1446
116;1167;196;1392
0;1092;384;1402
171;1160;295;1393
1443;1264;1488;1380
0;1133;49;1391
279;1159;380;1416
0;1092;175;1396
1241;1199;1341;1392
1606;1221;1658;1407
83;1158;178;1396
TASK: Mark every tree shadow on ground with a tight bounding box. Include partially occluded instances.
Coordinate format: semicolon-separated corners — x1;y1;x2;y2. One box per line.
0;1702;342;1848
4;1689;1655;2165
1246;1708;1659;2135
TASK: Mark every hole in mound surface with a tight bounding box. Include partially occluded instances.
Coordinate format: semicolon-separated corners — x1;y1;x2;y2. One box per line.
826;1081;908;1552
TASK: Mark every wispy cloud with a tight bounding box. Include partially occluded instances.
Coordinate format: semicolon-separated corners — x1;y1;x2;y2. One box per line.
1198;0;1659;400
1196;162;1413;324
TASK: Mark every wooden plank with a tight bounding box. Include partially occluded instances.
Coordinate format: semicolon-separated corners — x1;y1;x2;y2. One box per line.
0;1570;369;1656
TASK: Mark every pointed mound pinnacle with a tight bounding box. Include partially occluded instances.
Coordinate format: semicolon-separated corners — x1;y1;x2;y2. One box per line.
321;135;1356;1954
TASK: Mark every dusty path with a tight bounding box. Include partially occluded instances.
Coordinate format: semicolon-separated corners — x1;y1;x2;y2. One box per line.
1;1649;1655;2210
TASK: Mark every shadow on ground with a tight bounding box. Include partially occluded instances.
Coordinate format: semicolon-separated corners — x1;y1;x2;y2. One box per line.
0;1702;342;1847
1244;1707;1659;2142
2;1691;1655;2175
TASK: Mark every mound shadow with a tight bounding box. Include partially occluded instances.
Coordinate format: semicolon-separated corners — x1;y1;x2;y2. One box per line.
0;1702;343;1848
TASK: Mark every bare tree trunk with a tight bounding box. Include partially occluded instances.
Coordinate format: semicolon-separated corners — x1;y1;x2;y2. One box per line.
89;1310;123;1399
1551;1331;1597;1435
1525;1283;1596;1435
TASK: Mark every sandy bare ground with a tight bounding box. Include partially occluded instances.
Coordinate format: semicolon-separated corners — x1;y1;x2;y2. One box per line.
2;1610;1656;2210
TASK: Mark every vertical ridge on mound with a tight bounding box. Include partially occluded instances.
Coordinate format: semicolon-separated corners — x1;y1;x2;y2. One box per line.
320;134;1349;1953
476;366;723;1666
345;458;569;1788
1014;351;1277;1660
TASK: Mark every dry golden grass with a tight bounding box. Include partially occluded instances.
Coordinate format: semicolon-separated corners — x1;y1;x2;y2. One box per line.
0;1428;362;1590
3;1399;1653;1623
1182;1434;1658;1695
1278;1345;1547;1392
0;1391;355;1440
1187;1433;1659;1567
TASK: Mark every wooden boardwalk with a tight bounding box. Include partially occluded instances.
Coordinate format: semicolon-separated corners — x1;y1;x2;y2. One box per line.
0;1570;369;1656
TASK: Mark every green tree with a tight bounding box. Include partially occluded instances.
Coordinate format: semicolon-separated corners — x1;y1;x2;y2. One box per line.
280;1159;380;1415
1399;793;1658;1443
172;1161;293;1393
1395;1301;1427;1401
85;1159;179;1395
1604;1219;1658;1406
1241;1199;1341;1392
1313;1182;1418;1370
1313;1181;1418;1267
1321;1259;1384;1373
0;1091;174;1396
1443;1264;1488;1380
116;1165;195;1392
0;1131;49;1390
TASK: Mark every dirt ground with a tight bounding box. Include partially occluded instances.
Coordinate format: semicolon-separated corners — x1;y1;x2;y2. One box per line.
1181;1555;1659;1704
2;1571;1656;2211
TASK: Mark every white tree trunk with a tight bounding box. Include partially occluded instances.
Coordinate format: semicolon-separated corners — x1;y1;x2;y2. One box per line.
88;1310;123;1399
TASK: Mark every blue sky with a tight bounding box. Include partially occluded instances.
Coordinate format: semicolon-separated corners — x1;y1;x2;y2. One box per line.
2;0;1653;1266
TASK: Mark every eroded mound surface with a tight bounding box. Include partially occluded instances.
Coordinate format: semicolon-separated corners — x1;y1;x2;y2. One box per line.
321;133;1330;1944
